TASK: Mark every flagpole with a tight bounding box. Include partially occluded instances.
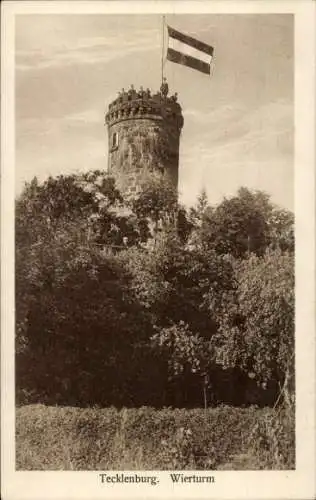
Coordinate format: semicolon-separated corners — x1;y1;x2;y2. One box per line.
161;15;165;84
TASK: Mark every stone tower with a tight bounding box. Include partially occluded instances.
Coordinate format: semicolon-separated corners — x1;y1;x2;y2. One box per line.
105;86;184;197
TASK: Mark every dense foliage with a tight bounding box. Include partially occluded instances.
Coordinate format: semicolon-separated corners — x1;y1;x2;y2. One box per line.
16;172;294;408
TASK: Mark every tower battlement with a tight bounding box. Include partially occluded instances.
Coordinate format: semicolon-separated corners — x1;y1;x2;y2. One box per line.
105;90;184;129
105;85;184;197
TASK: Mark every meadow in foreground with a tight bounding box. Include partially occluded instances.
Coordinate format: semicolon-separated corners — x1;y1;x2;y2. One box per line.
16;404;294;470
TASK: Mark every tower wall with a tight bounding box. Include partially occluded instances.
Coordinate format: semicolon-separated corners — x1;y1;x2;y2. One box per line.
105;90;184;197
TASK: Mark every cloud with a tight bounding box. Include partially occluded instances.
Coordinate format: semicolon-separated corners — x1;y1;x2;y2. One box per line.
183;99;293;155
183;103;245;123
16;30;160;72
16;122;106;194
179;99;293;209
64;108;103;124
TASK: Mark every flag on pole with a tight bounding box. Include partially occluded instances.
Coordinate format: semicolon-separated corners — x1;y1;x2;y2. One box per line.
167;25;214;75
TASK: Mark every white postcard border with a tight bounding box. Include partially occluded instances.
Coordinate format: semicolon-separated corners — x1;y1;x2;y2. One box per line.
1;1;315;499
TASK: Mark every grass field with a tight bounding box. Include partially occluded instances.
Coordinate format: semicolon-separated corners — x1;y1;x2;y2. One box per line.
16;404;295;470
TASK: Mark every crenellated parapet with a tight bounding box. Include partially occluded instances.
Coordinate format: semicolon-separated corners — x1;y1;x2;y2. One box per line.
105;87;184;130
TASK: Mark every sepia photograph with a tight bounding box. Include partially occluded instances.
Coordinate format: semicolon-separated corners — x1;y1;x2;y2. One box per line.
1;1;315;499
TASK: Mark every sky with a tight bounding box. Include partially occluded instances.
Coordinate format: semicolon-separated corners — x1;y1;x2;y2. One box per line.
15;13;294;209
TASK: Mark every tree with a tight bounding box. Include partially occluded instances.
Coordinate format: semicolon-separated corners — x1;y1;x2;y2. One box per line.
189;188;294;259
199;188;273;257
211;249;295;405
268;208;294;252
238;250;294;402
16;173;295;408
16;172;147;251
120;227;240;406
121;225;236;339
16;226;157;406
16;172;154;406
189;188;210;227
151;322;213;408
130;175;178;244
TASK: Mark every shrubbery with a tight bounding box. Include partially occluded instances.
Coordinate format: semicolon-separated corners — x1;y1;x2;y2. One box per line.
16;404;295;470
16;173;295;409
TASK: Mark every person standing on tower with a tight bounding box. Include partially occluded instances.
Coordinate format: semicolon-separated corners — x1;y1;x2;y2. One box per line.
128;84;137;100
160;77;169;98
138;86;145;99
171;92;178;103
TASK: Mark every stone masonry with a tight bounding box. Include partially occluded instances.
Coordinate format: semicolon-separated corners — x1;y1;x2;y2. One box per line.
105;86;184;198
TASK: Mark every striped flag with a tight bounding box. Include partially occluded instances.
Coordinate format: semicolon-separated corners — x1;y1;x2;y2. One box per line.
167;25;214;75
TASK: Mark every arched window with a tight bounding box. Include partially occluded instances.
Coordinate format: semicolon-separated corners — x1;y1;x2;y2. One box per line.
112;132;118;149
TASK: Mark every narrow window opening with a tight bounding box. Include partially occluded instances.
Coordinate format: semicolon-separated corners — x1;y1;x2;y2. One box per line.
112;132;119;149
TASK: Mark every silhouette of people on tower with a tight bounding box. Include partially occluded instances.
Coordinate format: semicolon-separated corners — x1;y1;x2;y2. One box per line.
128;84;137;100
138;86;145;99
160;77;169;98
170;92;178;103
117;88;125;104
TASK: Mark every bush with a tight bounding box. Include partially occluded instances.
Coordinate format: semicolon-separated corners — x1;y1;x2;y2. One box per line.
16;179;294;409
16;404;295;470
